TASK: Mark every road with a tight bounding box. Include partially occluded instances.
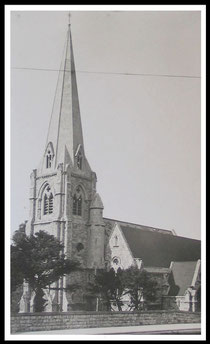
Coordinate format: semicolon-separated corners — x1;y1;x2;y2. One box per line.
17;323;201;336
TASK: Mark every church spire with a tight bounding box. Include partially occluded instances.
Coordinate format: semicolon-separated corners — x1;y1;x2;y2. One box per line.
40;20;85;171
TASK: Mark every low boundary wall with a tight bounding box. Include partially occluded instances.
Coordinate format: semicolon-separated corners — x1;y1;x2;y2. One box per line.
11;310;201;333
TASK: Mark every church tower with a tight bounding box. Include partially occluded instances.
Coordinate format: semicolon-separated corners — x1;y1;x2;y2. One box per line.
21;22;105;312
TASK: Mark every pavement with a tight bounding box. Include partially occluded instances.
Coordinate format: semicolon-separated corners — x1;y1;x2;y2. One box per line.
17;323;201;335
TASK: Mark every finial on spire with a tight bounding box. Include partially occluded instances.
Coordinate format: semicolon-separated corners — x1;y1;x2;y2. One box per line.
68;12;71;27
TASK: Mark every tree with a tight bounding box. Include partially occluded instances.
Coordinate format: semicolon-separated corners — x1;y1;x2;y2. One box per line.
11;230;80;312
86;266;158;312
121;266;158;310
86;268;124;311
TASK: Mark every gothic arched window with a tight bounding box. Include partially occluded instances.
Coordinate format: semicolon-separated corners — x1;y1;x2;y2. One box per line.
75;145;83;170
45;143;54;169
43;185;54;215
76;151;82;170
73;187;83;216
46;150;52;168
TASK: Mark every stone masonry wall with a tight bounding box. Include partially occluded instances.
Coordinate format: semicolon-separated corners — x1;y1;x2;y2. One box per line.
11;311;201;333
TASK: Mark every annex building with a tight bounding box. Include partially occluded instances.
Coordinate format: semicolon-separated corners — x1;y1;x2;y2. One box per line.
19;23;201;313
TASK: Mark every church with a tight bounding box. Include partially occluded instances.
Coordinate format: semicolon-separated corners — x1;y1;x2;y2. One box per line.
19;22;201;313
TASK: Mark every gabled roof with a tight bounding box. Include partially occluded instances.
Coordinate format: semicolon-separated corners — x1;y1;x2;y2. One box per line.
119;224;200;268
168;261;198;296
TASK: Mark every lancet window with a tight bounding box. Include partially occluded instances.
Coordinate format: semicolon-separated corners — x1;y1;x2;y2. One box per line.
73;186;83;216
76;151;82;170
46;151;52;168
45;143;54;169
114;235;119;247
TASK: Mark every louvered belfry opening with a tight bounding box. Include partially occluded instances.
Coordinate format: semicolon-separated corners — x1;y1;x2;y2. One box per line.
43;186;53;215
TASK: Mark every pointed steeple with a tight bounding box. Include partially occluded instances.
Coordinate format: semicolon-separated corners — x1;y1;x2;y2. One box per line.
39;22;87;172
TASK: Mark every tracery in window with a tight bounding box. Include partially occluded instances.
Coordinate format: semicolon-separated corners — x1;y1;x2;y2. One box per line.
43;185;53;215
112;256;122;272
113;257;119;265
73;186;83;216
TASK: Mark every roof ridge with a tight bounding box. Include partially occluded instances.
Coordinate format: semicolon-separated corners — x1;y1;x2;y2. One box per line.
172;260;199;264
103;217;173;235
120;223;201;241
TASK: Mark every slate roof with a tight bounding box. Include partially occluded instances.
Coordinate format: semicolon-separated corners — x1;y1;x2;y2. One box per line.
168;261;198;296
144;267;170;274
104;217;175;236
120;225;201;268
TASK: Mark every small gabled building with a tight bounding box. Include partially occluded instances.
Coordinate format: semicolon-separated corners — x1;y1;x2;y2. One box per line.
163;260;201;312
108;223;201;311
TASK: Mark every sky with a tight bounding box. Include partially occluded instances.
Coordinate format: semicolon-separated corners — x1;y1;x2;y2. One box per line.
10;9;202;240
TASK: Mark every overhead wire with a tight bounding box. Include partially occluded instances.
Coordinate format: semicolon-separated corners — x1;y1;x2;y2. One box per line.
11;67;201;79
